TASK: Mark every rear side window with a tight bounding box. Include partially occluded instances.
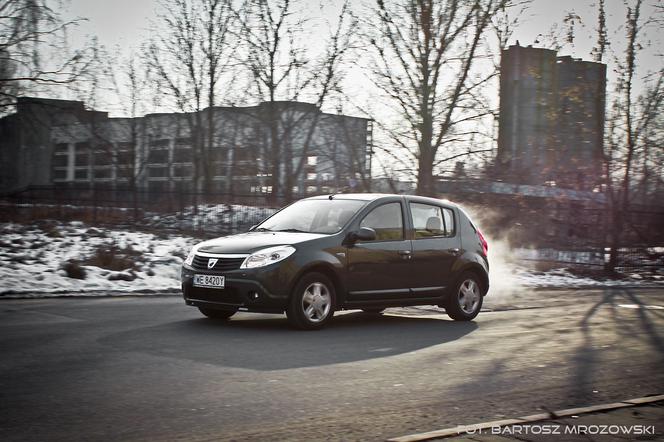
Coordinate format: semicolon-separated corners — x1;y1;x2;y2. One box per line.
360;202;404;241
410;203;455;238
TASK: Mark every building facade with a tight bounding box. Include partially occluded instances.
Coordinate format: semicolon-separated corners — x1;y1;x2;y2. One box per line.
495;45;606;191
0;97;372;196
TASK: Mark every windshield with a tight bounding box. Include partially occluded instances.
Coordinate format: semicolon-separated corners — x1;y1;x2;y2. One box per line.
257;199;367;234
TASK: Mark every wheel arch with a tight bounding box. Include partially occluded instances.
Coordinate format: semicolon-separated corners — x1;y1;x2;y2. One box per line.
457;263;489;296
290;262;346;309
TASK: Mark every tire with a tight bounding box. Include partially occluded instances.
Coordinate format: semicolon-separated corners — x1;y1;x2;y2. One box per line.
198;307;237;320
362;308;385;314
286;272;335;330
445;272;483;321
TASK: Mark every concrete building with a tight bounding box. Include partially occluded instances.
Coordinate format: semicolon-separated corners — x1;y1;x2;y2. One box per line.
495;45;606;191
0;97;372;196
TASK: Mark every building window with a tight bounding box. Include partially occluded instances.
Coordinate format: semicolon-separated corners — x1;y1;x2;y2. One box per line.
307;156;317;166
148;149;169;164
235;163;257;176
210;149;226;163
94;168;112;179
148;181;168;192
235;148;254;162
94;151;113;166
117;150;133;166
173;165;192;177
151;139;170;148
52;154;68;168
173;147;192;163
74;169;89;180
307;173;317;181
148;166;168;178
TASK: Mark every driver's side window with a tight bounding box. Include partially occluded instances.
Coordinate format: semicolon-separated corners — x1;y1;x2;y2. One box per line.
360;203;404;241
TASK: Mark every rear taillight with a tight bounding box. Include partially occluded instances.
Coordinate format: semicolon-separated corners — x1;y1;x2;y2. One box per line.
477;228;488;256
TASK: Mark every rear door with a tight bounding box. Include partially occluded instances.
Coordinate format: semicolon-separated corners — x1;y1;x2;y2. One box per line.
346;200;413;301
408;202;461;297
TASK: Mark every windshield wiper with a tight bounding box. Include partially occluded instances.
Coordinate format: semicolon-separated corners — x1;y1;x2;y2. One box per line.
275;228;308;233
254;227;273;232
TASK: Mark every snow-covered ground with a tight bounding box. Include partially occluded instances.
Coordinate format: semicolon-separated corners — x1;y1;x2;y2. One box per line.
0;222;197;297
0;221;662;298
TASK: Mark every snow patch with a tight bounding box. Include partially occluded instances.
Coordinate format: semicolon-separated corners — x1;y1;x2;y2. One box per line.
0;222;197;296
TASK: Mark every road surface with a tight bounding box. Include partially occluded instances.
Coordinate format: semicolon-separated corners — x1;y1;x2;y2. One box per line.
1;288;663;441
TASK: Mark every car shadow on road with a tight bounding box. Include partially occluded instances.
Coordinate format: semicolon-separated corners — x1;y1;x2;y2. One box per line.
99;311;477;370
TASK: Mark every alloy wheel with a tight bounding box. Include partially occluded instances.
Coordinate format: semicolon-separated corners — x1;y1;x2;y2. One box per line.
301;282;332;323
458;279;481;314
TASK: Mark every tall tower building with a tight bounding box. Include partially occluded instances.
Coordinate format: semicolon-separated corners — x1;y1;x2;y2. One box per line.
496;45;606;191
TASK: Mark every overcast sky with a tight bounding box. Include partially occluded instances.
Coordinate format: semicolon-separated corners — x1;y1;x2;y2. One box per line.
59;0;662;118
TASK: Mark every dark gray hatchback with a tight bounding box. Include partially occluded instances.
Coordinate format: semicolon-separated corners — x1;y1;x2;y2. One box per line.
181;193;489;329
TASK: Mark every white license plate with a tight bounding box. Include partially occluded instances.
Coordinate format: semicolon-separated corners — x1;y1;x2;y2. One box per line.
193;274;225;289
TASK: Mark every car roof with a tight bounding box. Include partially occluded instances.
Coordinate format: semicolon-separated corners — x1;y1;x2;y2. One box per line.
305;193;459;208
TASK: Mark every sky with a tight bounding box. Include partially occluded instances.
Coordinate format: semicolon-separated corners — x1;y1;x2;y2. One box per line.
58;0;662;119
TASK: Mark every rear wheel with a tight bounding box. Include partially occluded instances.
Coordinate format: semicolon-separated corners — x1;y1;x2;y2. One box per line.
198;307;237;320
445;272;483;321
287;272;335;330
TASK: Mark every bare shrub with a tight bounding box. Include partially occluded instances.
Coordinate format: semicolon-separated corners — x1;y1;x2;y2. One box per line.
62;260;87;280
83;243;141;271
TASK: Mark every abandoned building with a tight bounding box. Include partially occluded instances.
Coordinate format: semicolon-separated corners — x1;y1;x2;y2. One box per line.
495;44;606;191
0;97;373;196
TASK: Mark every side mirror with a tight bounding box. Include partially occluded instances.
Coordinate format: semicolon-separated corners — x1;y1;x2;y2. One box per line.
347;227;376;244
248;224;257;232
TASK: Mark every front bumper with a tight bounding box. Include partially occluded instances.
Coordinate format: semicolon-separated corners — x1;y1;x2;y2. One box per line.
181;264;291;313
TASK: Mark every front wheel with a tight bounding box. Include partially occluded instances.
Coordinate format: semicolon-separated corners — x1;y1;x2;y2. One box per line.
445;272;483;321
198;307;237;320
286;272;335;330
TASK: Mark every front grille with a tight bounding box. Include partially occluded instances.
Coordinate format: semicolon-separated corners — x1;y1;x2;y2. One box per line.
188;286;244;305
191;255;246;272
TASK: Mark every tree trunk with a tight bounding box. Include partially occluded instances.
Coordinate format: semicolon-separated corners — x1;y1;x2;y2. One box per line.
268;101;281;204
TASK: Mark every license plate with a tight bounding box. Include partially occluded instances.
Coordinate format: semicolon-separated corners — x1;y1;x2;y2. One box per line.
193;274;225;289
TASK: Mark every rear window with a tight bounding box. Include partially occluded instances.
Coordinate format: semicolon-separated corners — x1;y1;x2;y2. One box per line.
410;203;455;238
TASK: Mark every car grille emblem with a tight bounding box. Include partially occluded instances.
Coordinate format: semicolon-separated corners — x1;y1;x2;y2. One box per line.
207;258;218;269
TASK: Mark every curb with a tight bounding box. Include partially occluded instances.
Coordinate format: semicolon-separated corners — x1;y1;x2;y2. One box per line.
0;290;181;300
388;394;664;442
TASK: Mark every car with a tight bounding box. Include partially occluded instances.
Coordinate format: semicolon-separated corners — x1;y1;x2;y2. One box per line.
181;193;489;330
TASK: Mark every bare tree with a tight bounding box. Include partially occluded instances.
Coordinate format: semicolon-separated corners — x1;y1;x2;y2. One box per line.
0;0;90;113
147;0;236;194
603;0;663;272
235;0;356;202
364;0;511;196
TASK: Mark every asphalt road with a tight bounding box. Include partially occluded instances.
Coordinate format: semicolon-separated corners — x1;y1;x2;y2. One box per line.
1;288;663;441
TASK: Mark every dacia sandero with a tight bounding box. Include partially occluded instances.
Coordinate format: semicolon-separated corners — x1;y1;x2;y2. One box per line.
181;194;489;329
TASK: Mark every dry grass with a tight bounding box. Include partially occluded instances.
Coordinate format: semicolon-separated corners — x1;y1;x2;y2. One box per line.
82;243;141;272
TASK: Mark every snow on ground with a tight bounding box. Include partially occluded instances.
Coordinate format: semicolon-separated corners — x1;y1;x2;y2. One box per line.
0;221;662;298
0;222;197;296
506;266;664;288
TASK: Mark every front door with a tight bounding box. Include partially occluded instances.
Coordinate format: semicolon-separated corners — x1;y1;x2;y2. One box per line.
346;201;412;301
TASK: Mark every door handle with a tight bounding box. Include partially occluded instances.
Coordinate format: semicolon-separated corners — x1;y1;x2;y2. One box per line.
398;250;412;259
447;248;460;256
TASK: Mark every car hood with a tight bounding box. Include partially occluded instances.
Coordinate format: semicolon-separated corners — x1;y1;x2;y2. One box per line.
196;231;328;254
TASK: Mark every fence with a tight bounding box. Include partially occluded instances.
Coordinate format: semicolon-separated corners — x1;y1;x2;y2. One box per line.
1;185;280;236
1;185;663;271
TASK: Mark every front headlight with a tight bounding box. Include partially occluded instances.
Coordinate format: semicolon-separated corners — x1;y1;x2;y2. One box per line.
241;245;296;269
184;245;199;266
